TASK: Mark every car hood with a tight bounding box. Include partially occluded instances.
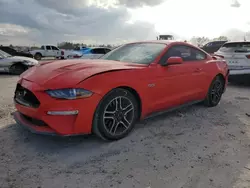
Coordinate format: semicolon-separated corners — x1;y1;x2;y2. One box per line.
8;56;38;64
21;59;146;89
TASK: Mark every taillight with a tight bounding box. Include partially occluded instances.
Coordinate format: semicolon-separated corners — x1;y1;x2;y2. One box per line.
246;55;250;59
215;55;224;58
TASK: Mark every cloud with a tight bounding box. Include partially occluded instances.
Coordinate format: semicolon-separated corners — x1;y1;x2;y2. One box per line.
0;0;159;45
115;0;165;7
221;28;248;41
230;0;241;8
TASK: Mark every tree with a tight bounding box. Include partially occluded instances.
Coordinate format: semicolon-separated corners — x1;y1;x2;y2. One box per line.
190;36;210;47
213;36;228;41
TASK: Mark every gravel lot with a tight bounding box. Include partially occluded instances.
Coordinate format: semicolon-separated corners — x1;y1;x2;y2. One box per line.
0;75;250;188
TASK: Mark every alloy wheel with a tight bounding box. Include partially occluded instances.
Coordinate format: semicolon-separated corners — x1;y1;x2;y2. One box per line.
103;96;134;136
210;79;223;104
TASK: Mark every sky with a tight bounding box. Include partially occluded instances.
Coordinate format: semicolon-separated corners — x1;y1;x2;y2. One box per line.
0;0;250;45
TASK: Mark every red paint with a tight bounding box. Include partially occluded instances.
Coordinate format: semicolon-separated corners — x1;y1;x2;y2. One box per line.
14;41;229;136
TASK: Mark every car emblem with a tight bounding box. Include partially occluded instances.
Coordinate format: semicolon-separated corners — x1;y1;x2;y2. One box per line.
148;83;155;87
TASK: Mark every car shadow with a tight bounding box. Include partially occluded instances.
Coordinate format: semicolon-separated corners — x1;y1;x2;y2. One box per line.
0;72;18;77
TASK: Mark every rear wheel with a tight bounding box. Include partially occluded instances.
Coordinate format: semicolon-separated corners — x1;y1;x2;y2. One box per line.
34;53;42;60
9;64;27;75
92;88;139;141
204;76;224;107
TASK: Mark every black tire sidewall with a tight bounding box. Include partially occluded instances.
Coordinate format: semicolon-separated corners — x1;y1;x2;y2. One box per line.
34;53;42;60
93;88;139;140
205;76;224;107
10;64;26;75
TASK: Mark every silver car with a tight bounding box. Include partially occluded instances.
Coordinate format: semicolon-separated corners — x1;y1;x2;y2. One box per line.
214;41;250;83
0;49;38;74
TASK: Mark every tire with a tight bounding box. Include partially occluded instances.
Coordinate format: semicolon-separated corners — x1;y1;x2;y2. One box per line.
92;88;139;141
204;76;224;107
9;64;27;75
34;53;42;60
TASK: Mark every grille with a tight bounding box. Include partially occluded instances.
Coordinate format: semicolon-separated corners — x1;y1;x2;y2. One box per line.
21;113;48;127
14;84;40;108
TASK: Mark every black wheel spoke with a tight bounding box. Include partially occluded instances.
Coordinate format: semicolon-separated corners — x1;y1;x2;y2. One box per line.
123;104;133;115
110;122;120;135
210;79;223;104
120;117;130;128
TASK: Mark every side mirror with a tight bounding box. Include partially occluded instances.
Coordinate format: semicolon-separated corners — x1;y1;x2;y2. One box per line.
164;56;183;66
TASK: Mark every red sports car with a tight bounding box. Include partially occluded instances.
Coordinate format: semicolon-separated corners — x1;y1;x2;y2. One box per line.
13;41;229;141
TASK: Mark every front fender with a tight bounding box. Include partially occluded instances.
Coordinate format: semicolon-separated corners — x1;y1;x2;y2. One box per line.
78;70;149;117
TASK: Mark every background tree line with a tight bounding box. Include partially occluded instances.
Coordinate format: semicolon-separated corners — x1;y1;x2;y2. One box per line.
57;42;115;50
190;36;229;47
4;36;230;52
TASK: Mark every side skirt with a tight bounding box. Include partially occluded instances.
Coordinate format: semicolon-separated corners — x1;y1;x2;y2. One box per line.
144;100;203;120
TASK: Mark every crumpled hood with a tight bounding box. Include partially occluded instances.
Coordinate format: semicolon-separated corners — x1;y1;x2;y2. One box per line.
21;59;146;89
9;56;38;64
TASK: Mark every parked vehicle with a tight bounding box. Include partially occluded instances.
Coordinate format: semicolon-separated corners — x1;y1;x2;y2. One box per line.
214;41;250;83
201;41;227;54
0;46;33;58
0;49;38;74
29;45;64;60
67;47;111;59
13;41;229;141
157;35;174;40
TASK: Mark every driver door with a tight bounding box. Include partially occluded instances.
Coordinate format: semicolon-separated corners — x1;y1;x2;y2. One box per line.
148;45;208;112
44;46;54;57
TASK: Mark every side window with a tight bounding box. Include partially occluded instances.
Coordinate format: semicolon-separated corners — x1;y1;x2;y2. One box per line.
90;49;97;54
51;46;59;50
164;45;206;62
46;46;51;50
99;48;106;54
205;42;212;47
104;48;111;54
91;48;106;54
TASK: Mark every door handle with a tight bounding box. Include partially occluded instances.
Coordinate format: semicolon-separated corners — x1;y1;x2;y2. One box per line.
194;68;202;72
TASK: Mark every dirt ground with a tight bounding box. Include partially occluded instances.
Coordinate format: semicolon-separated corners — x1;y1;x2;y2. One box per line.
0;75;250;188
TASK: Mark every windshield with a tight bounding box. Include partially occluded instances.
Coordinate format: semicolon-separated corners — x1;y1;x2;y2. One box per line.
100;43;166;64
219;42;250;53
0;49;11;58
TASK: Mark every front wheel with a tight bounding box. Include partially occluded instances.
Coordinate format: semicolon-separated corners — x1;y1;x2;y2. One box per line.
204;76;224;107
92;88;139;141
9;64;27;75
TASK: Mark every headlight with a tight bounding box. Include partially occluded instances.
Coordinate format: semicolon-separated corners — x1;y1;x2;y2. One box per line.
22;61;34;65
46;88;93;99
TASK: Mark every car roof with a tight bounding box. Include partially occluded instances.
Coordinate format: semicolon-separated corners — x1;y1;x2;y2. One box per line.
209;40;227;43
42;45;57;46
126;40;202;49
223;41;250;44
90;47;111;49
0;46;13;48
127;40;187;45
